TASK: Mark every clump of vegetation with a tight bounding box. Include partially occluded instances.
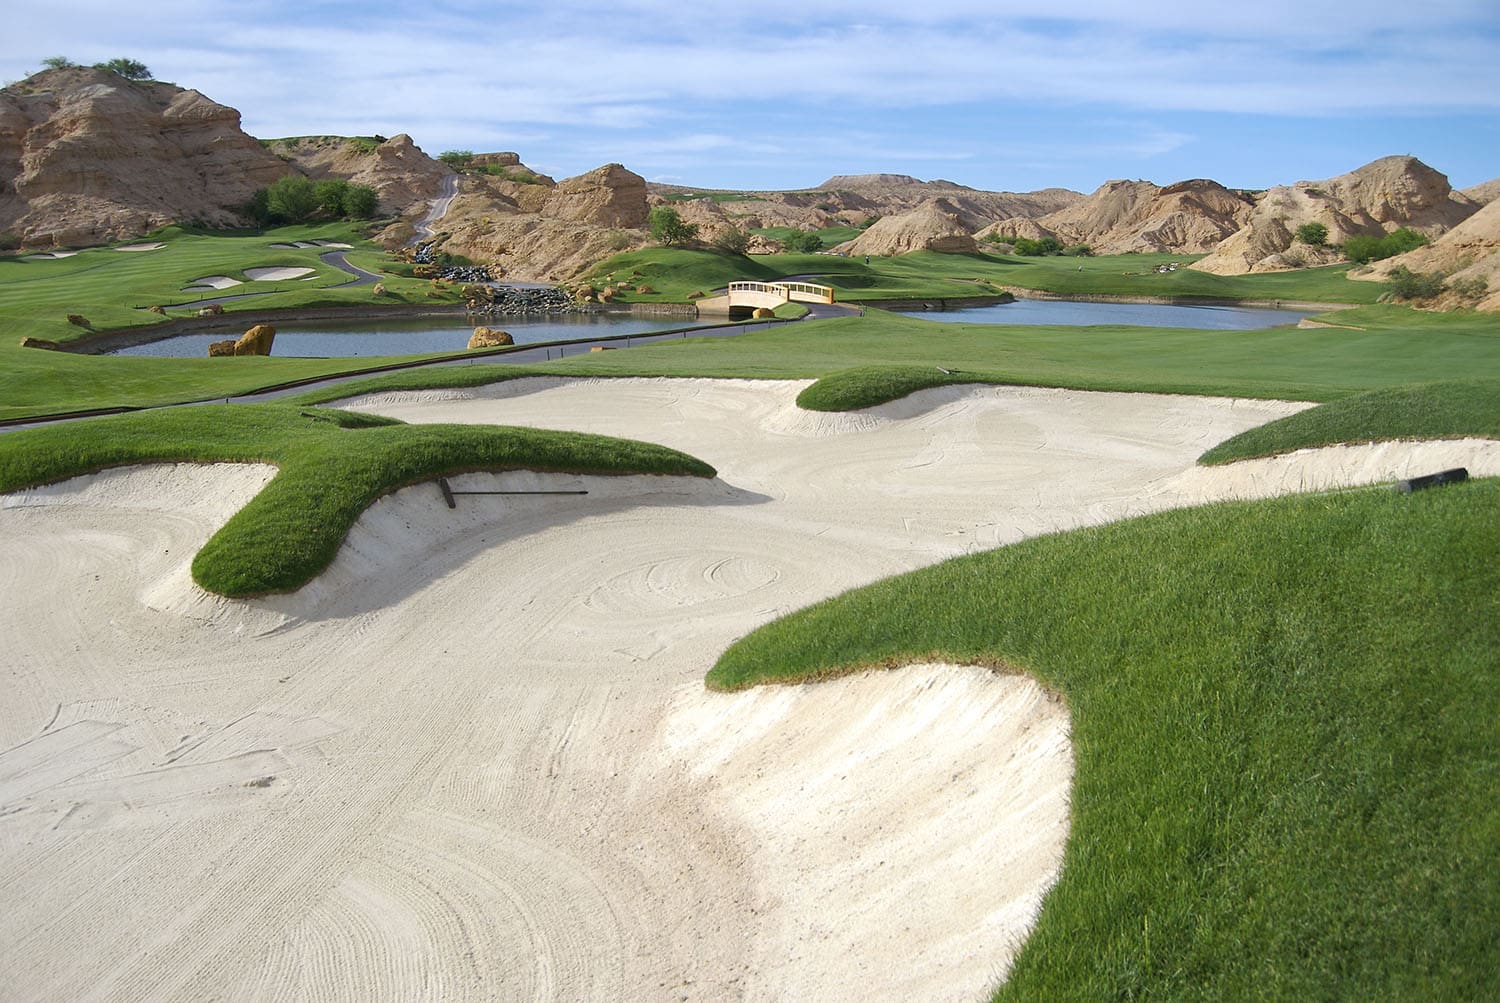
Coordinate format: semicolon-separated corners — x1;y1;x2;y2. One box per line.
1448;275;1489;303
438;149;474;169
1295;221;1328;246
712;226;752;255
0;232;19;252
1344;227;1430;264
1010;236;1092;257
243;176;379;225
94;57;151;80
781;231;824;253
1386;265;1446;301
648;206;699;247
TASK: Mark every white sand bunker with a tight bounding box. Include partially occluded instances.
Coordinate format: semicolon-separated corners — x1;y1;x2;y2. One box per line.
245;266;314;281
314;240;353;249
22;250;79;260
115;242;165;252
665;664;1073;1000
266;241;321;249
183;275;244;291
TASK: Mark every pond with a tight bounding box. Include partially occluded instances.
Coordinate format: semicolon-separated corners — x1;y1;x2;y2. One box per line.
110;313;711;358
895;298;1312;330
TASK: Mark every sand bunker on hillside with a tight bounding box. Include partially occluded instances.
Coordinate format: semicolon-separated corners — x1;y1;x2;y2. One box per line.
22;250;79;260
114;242;165;251
4;379;1496;1000
183;275;244;290
245;266;315;281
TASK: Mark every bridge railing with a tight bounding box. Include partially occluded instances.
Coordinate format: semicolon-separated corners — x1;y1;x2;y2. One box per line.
726;280;836;305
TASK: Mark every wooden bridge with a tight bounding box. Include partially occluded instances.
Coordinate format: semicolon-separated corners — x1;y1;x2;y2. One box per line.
695;280;836;316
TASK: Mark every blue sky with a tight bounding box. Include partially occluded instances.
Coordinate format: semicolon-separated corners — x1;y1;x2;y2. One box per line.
5;0;1497;194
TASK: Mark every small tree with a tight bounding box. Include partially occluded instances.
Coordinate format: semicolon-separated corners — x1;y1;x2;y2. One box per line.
314;178;351;217
341;183;379;219
1386;266;1445;301
1295;222;1328;246
782;231;823;253
242;188;272;226
1343;234;1383;264
41;56;75;70
439;150;474;169
712;226;751;255
649;206;698;246
94;58;151;80
266;175;319;223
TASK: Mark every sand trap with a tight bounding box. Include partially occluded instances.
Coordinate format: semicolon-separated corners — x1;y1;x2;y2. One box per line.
267;241;322;249
182;275;244;291
245;266;315;281
115;242;165;252
314;240;353;249
22;250;79;260
4;378;1491;1000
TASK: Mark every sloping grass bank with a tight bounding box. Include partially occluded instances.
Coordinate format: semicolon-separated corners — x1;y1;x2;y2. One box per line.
0;403;715;596
1202;378;1500;464
709;480;1500;999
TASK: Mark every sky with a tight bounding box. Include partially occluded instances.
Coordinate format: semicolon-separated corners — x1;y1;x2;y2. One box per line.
4;0;1498;195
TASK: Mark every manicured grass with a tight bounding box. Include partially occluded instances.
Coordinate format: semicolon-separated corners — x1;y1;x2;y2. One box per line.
0;403;715;596
324;306;1500;405
708;480;1500;999
584;247;1389;305
1202;378;1500;464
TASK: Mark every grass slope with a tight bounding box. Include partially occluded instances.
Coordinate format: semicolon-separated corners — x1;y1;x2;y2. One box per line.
0;403;715;596
1202;378;1500;464
709;481;1500;1000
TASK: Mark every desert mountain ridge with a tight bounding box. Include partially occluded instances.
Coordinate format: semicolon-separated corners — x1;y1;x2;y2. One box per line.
1;67;1494;297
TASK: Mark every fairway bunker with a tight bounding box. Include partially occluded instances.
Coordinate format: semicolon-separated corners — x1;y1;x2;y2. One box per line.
244;266;315;281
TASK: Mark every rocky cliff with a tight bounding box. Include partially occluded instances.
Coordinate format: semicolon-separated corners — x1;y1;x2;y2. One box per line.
0;67;290;247
275;133;451;216
983;179;1254;255
835;199;979;256
1191;156;1478;275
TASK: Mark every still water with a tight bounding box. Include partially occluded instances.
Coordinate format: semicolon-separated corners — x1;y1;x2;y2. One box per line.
111;313;708;358
896;299;1311;330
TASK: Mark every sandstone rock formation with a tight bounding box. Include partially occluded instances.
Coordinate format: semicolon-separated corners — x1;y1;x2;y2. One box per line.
1192;157;1479;275
0;67;290;247
1462;178;1500;206
432;163;653;282
986;179;1254;255
467;326;514;349
276;134;450;216
1353;197;1500;311
234;324;276;355
835;200;979;256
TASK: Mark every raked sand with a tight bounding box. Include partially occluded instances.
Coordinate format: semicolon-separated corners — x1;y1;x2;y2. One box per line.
3;379;1497;1001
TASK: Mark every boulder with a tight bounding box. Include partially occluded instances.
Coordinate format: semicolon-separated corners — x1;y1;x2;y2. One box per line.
233;324;275;356
197;303;224;317
147;304;166;315
752;307;775;318
372;282;387;297
467;326;514;349
207;339;237;357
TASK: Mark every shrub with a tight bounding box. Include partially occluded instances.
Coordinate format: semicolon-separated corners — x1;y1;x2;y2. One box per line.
341;183;379;219
439;150;474;169
605;229;633;252
0;232;19;252
314;179;350;217
94;57;151;80
648;206;698;247
1387;266;1446;301
265;175;319;223
1296;222;1328;246
40;56;74;70
1063;244;1093;257
1013;236;1063;256
1345;227;1431;264
1448;276;1489;302
782;231;824;253
712;226;752;255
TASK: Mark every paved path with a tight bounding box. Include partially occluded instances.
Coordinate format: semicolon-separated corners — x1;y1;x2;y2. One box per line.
411;174;460;244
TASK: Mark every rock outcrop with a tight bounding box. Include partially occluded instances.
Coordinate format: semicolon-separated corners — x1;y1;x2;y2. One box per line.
0;67;290;247
835;200;979;256
988;179;1254;255
1353;198;1500;311
234;324;276;355
544;163;649;228
276;134;450;216
1192;156;1479;275
467;326;514;349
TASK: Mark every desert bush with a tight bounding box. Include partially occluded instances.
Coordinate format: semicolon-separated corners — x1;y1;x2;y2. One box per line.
1386;266;1446;301
1448;276;1489;301
605;229;633;252
782;231;824;253
265;175;319;223
439;150;474;169
1296;222;1328;246
712;226;752;255
1345;227;1430;264
0;232;19;252
40;56;74;70
94;57;151;80
1013;236;1064;256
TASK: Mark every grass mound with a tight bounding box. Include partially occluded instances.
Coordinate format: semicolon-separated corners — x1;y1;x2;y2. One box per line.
795;365;979;411
0;403;716;597
1201;377;1500;464
710;480;1500;998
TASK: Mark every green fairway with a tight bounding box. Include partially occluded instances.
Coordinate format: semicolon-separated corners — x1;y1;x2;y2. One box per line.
297;305;1500;408
0;403;715;596
708;479;1500;1000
